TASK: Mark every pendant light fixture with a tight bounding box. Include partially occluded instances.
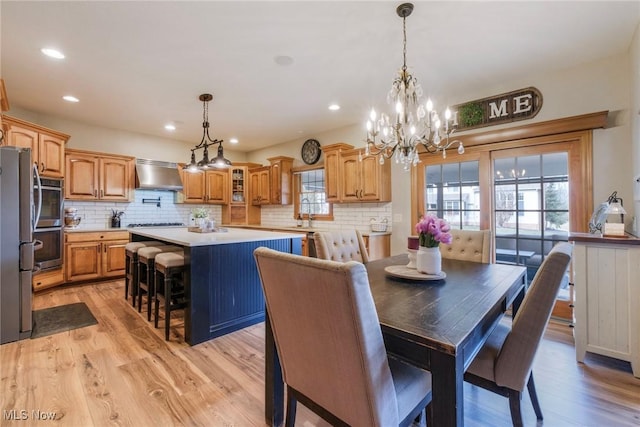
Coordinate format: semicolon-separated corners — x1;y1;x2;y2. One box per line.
184;93;232;172
364;3;464;170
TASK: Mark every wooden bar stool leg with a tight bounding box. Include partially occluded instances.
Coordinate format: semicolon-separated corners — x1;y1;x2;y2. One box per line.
125;252;131;301
146;261;154;322
131;257;139;308
154;267;162;329
137;260;145;313
164;272;172;340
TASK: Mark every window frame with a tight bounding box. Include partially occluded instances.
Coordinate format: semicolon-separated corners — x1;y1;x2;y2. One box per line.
292;165;333;221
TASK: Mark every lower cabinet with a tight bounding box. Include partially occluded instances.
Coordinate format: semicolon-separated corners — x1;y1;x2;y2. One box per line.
362;233;391;261
571;236;640;378
65;230;129;282
32;268;65;292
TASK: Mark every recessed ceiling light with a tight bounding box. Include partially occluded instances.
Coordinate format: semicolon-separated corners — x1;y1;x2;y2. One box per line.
62;95;79;103
41;48;65;59
328;104;340;111
164;124;176;131
229;138;239;144
274;55;294;66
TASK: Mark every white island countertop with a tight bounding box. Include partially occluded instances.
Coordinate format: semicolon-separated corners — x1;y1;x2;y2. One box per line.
129;226;303;247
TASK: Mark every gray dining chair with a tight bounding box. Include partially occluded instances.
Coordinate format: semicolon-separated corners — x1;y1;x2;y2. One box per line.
254;247;432;427
313;229;369;264
464;242;573;427
439;229;492;263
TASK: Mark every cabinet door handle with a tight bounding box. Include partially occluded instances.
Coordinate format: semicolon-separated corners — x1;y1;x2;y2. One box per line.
40;162;45;172
94;190;98;197
100;189;104;198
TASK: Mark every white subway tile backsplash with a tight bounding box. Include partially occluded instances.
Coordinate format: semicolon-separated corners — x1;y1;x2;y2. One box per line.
64;189;221;228
65;189;390;231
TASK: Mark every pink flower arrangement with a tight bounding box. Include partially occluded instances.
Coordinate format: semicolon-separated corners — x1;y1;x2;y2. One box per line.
415;214;453;248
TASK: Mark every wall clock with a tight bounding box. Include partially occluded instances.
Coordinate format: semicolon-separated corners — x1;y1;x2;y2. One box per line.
301;139;321;165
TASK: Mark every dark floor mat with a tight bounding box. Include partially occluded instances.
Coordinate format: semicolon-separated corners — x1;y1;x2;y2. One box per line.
31;302;98;339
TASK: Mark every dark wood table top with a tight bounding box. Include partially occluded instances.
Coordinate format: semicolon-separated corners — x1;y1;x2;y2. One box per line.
366;254;527;358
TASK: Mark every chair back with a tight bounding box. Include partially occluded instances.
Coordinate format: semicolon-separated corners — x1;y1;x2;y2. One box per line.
254;247;398;426
313;229;369;264
494;242;573;391
440;229;492;263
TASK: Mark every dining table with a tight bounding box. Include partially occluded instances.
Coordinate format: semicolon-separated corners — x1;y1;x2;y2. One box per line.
264;254;527;427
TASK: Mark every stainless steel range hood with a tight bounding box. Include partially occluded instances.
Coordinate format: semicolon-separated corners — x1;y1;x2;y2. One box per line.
135;159;183;191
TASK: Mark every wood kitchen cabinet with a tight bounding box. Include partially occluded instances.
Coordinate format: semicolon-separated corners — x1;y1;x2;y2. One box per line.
179;169;228;204
65;149;134;201
65;230;129;282
249;166;271;205
362;233;391;261
320;143;391;203
321;143;352;202
340;150;391;202
268;156;293;205
222;164;261;225
32;268;65;292
2;115;69;178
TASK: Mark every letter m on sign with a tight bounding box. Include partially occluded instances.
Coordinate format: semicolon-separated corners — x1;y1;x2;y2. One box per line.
489;99;508;119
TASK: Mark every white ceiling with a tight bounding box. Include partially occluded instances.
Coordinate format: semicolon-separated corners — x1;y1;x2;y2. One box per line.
2;1;639;152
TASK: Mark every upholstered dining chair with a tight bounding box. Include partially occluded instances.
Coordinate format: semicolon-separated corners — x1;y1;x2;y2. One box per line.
464;242;573;427
313;229;369;264
440;229;492;263
254;247;432;427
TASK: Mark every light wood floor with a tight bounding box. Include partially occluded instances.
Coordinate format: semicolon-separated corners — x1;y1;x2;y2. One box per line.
1;279;639;427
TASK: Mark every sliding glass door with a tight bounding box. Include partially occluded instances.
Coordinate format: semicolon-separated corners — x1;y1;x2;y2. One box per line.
414;130;593;320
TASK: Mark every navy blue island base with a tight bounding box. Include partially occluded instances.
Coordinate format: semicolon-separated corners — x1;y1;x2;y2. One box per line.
130;228;302;345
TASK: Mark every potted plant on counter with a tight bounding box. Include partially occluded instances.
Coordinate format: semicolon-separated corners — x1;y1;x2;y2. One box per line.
192;207;210;227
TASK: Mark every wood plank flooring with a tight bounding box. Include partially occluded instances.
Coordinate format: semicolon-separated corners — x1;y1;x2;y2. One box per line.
1;279;639;426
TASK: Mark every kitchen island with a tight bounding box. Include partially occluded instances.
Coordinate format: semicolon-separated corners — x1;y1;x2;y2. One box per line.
129;227;303;345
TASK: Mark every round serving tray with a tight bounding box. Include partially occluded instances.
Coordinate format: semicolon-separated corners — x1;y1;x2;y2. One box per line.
384;265;446;281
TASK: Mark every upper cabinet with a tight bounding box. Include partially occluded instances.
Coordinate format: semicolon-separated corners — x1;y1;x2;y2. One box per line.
268;156;293;205
179;169;228;204
2;115;69;178
65;149;134;201
249;166;271;205
321;143;391;203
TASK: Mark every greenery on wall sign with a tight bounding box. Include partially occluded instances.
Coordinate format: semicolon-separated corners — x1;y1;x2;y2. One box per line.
457;102;484;128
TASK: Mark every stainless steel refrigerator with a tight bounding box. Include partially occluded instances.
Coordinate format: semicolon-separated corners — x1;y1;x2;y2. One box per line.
1;146;42;344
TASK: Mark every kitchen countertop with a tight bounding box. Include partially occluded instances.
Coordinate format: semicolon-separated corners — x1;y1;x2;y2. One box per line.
222;224;391;237
129;226;303;247
64;225;392;238
64;226;129;233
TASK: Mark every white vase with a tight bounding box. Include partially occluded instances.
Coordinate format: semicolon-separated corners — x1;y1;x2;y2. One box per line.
416;246;442;275
407;249;417;269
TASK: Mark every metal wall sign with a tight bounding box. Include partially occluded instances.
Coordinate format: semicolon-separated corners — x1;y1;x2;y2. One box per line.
450;87;543;132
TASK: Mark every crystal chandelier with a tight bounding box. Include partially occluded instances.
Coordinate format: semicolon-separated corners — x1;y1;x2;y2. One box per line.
184;93;232;172
364;3;464;170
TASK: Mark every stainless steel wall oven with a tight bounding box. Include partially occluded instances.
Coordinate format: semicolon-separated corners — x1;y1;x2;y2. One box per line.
33;227;63;271
33;177;64;271
35;177;64;228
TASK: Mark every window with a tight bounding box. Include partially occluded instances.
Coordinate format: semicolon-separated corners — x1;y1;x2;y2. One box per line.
293;168;333;220
424;161;481;230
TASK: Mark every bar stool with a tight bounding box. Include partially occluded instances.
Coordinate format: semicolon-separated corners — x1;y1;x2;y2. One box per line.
154;251;187;341
125;241;164;307
137;245;182;321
